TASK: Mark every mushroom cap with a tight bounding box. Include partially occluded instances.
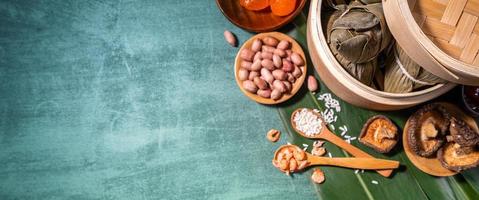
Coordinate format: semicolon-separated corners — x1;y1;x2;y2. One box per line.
359;115;398;153
407;104;450;157
448;117;479;147
438;142;479;172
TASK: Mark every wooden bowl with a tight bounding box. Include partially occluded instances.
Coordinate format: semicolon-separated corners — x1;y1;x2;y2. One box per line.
306;0;456;111
402;103;479;176
216;0;307;32
383;0;479;86
234;32;307;104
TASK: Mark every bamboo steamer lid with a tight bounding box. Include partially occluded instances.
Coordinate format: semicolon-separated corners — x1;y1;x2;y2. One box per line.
383;0;479;86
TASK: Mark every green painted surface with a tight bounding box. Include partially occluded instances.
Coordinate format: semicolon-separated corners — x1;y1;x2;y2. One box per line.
0;1;317;199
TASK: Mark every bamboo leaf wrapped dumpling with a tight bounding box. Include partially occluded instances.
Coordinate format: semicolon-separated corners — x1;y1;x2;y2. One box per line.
328;1;392;64
384;43;446;93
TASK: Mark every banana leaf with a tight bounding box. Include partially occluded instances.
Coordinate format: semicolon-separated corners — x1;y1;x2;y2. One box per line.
273;8;479;200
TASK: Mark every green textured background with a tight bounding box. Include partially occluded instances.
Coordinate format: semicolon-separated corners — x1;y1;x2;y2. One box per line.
0;0;318;199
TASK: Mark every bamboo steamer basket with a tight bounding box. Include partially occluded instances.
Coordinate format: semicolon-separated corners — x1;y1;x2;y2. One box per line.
307;0;456;110
383;0;479;86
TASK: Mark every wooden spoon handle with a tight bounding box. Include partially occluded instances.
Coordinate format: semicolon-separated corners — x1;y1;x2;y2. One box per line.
321;129;395;177
309;157;400;170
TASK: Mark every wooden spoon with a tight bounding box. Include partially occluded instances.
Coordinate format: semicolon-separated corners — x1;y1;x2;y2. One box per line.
403;102;479;176
291;108;395;177
273;145;400;173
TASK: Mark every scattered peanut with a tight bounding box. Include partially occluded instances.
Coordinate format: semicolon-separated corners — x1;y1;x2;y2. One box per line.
311;146;326;156
248;71;259;80
257;89;272;98
251;59;262;71
291;52;304;65
262;36;279;47
261;51;273;60
273;80;286;93
311;168;325;184
240;49;255;61
307;75;318;92
267;129;281;142
273;54;282;68
272;70;287;81
253;51;262;61
271;89;282;100
277;40;290;50
254;77;268;90
224;30;237;47
261;59;275;71
292;66;302;78
260;68;274;84
282;59;293;72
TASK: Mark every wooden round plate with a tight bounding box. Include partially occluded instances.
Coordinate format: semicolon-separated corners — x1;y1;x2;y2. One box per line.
216;0;307;32
234;32;307;104
403;102;479;176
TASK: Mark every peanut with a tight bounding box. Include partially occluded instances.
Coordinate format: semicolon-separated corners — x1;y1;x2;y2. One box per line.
253;51;262;61
240;49;255;61
279;159;289;170
257;89;272;98
266;129;280;142
282;59;293;72
311;168;325;184
260;68;274;84
261;59;275;71
241;61;252;70
283;81;292;93
289;159;298;172
261;51;273;60
291;52;304;65
277;40;290;50
271;89;282;100
254;77;268;90
251;38;262;52
223;30;237;47
273;48;286;57
293;149;306;161
248;71;259;80
251;59;262;71
287;73;295;83
292;66;302;78
273;80;286;92
238;68;249;81
242;80;258;93
273;54;282;68
262;36;279;47
262;45;275;53
307;75;318;92
272;70;287;81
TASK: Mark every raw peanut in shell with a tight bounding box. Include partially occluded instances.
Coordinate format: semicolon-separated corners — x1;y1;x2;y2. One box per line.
261;68;274;84
224;30;237;47
274;49;286;57
287;73;295;83
277;40;290;50
291;52;304;65
308;75;318;92
262;45;275;53
251;39;262;52
272;70;287;81
257;89;272;98
282;59;293;72
266;129;280;142
242;80;258;93
253;51;262;61
261;59;275;71
238;68;249;81
271;89;282;100
251;59;262;71
254;77;268;90
240;49;255;61
248;71;259;80
273;55;282;68
262;36;279;47
261;52;273;60
241;61;253;70
292;66;302;78
273;80;286;92
283;81;292;93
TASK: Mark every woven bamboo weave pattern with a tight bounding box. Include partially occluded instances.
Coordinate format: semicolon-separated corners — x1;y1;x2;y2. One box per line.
411;0;479;66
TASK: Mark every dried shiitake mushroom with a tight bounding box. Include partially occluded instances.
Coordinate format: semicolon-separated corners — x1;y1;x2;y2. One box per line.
438;142;479;172
359;115;398;153
446;117;479;147
408;104;450;157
